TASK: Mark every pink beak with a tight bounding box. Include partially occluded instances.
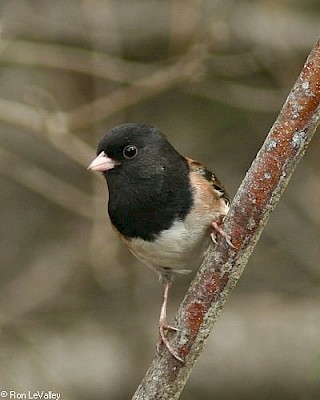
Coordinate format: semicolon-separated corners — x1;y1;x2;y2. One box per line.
87;151;118;172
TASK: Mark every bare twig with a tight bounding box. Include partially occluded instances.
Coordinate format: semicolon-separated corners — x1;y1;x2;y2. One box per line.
0;147;93;218
168;0;201;54
186;80;285;112
66;44;207;130
132;39;320;399
208;52;263;78
0;38;155;82
0;97;93;165
0;44;207;143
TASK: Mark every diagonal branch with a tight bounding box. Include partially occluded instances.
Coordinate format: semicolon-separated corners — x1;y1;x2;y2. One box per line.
66;43;207;130
132;39;320;399
0;147;93;218
0;38;155;82
0;44;207;141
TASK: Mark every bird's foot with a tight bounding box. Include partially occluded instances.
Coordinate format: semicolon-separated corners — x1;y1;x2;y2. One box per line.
158;320;184;363
211;220;236;248
157;281;184;362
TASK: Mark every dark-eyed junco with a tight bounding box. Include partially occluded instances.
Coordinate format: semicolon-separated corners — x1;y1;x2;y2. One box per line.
88;123;232;362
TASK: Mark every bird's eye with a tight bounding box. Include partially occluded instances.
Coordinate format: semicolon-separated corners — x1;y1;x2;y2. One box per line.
123;145;138;159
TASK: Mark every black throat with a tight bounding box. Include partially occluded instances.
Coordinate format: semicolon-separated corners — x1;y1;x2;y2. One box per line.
105;156;193;241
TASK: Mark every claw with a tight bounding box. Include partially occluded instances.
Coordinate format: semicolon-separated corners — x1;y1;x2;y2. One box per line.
162;324;180;332
211;221;236;249
158;322;184;363
225;236;236;249
210;232;218;244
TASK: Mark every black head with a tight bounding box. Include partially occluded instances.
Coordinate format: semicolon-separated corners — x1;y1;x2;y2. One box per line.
96;123;180;177
89;123;193;240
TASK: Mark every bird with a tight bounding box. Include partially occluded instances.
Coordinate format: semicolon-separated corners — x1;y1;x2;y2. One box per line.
88;123;232;362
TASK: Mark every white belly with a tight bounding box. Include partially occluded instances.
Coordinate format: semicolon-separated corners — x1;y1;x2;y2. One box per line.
128;214;212;274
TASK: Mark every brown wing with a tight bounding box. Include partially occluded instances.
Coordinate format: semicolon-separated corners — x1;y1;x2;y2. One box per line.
187;157;230;207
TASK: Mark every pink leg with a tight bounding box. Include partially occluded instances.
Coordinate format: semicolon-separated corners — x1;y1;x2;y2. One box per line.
211;221;235;248
158;282;184;363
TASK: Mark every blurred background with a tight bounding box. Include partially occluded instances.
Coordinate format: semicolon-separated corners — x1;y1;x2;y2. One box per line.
0;1;319;399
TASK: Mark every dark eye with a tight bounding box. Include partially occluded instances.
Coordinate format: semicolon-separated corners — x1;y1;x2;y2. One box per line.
123;145;138;159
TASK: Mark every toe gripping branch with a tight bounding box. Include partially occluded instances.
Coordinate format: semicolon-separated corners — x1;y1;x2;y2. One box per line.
210;220;235;248
158;282;184;363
